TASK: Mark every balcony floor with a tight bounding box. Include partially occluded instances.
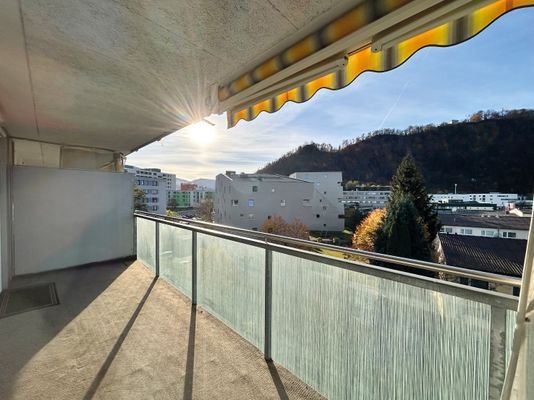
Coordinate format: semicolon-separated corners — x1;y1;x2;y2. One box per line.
0;260;323;400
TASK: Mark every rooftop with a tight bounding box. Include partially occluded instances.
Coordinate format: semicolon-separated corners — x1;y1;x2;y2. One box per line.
0;259;322;400
220;172;307;183
439;235;527;277
439;214;531;230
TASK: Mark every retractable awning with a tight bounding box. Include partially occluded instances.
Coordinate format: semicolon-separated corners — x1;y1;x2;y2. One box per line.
220;0;534;128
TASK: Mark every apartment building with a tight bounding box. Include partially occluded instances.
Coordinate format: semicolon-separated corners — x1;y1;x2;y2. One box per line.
342;187;391;209
125;165;174;213
214;171;344;231
431;192;519;207
125;165;176;192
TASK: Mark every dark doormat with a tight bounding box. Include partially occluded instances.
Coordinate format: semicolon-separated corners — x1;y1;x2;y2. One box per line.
0;283;59;318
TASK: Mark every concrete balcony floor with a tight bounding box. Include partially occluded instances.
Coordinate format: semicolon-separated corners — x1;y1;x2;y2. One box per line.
0;260;323;400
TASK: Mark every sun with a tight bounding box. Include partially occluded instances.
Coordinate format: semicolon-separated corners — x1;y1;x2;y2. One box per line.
186;121;217;146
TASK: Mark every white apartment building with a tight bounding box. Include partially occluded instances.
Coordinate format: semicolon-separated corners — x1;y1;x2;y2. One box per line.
439;214;530;240
431;192;519;207
214;171;344;231
125;165;175;213
125;165;176;192
342;188;391;209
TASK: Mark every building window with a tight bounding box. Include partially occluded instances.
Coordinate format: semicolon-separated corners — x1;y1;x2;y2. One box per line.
322;206;327;210
231;200;239;206
252;186;258;192
503;232;517;238
316;214;320;218
248;199;255;207
252;227;258;231
460;228;473;235
280;200;286;207
271;188;275;193
303;199;311;206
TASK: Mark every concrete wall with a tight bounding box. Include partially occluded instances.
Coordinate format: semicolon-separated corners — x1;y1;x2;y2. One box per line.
214;173;344;231
12;166;134;275
0;138;13;290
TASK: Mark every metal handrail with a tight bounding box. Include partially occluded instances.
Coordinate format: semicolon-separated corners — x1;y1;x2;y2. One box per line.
134;212;519;310
135;210;521;288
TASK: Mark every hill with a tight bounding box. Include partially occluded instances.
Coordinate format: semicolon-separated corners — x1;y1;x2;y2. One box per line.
258;109;534;194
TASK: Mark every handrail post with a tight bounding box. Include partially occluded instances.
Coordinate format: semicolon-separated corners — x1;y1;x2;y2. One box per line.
155;221;160;277
489;305;507;400
264;248;272;361
192;231;198;305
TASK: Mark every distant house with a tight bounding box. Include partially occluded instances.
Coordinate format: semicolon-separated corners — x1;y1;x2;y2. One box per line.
439;214;530;240
438;234;525;293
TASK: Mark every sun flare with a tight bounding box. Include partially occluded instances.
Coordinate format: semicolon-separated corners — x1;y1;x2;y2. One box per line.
186;121;217;146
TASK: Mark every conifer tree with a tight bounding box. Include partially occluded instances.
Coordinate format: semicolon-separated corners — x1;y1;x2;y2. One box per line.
390;155;440;241
375;193;433;277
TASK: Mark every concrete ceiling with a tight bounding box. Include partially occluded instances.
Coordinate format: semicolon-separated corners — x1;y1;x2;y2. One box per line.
0;0;357;154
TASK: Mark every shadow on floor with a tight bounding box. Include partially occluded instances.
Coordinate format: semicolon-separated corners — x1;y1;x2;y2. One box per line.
267;361;289;400
183;304;197;400
82;276;157;400
0;259;132;399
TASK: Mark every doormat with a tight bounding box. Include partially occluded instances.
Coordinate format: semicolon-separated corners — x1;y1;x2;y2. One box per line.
0;282;59;318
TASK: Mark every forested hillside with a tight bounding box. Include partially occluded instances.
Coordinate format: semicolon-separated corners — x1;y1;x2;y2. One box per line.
258;110;534;194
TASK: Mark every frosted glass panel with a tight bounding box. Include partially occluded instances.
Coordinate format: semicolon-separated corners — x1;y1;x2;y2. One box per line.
506;310;516;369
136;218;155;272
160;224;192;298
197;233;264;349
272;252;491;400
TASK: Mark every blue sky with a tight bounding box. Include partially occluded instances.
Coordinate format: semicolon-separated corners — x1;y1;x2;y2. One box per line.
127;8;534;181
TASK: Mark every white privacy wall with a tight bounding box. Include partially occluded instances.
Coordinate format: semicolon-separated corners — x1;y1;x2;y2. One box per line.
12;166;134;275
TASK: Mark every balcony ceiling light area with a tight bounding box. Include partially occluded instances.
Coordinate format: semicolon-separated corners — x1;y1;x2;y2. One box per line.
0;0;356;153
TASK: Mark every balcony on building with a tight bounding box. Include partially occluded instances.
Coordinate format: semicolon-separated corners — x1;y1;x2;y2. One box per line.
1;1;533;399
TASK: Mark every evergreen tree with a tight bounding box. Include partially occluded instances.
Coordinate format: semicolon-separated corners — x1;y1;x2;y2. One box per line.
133;186;147;211
167;197;178;212
390;155;440;241
375;194;433;277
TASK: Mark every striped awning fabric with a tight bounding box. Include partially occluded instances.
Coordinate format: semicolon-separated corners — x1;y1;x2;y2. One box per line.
222;0;534;128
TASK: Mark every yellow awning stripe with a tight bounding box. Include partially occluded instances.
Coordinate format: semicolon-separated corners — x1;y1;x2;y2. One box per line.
226;0;534;128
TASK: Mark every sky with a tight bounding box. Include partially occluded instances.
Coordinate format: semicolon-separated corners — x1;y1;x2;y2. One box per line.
126;8;534;181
